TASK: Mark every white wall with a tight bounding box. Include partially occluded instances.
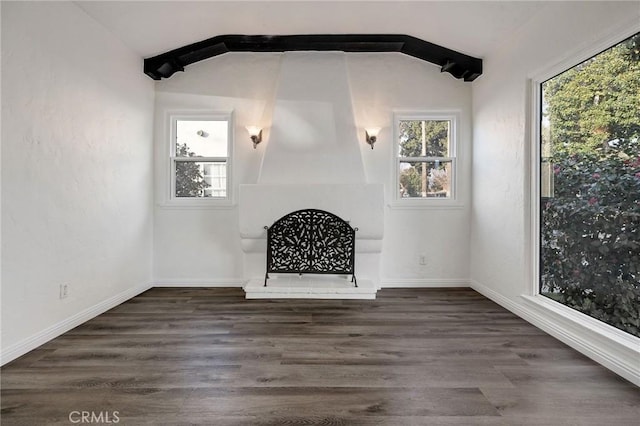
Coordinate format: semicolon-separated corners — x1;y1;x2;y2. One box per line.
258;52;366;185
348;54;472;286
1;2;155;363
153;52;472;286
470;1;640;384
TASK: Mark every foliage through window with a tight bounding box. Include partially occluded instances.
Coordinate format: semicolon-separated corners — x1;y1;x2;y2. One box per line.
396;114;456;199
171;116;230;199
540;32;640;337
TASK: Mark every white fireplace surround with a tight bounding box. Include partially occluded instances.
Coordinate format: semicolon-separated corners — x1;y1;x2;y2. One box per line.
239;183;384;253
238;52;384;289
239;183;384;296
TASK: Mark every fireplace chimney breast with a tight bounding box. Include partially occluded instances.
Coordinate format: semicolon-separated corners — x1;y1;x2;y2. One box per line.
258;52;365;184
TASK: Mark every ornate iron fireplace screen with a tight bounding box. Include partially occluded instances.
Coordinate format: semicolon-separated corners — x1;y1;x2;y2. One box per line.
264;209;358;287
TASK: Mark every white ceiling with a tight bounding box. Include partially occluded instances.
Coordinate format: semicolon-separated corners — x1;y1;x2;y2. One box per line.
75;1;548;59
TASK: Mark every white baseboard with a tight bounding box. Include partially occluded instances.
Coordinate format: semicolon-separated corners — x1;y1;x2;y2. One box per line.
151;279;245;287
470;279;640;387
1;282;152;366
380;278;470;288
155;278;471;289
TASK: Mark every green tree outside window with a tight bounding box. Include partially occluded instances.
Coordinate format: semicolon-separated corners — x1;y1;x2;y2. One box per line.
541;32;640;337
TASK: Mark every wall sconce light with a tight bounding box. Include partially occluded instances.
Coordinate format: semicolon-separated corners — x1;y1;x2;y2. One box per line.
196;130;209;137
246;126;263;149
365;128;380;149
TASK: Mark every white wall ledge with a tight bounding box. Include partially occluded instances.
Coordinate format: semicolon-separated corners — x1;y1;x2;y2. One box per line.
156;202;237;210
521;294;640;352
387;202;465;210
471;280;640;386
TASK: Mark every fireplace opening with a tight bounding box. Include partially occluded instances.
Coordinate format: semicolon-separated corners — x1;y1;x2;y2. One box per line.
264;209;358;287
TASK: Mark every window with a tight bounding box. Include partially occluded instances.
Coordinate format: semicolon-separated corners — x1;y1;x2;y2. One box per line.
538;32;639;337
394;113;457;201
169;114;232;202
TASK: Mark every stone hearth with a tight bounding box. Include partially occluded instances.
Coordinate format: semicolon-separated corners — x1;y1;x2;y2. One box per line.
244;275;377;300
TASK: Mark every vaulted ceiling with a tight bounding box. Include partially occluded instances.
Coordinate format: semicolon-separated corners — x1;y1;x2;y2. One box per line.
75;1;545;60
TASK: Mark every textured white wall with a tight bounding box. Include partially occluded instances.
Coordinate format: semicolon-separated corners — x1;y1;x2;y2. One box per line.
469;1;640;383
259;52;365;185
1;2;155;355
347;54;472;284
153;52;472;285
470;1;640;299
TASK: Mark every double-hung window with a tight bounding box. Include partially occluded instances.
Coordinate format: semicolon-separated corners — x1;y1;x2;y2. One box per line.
394;113;457;201
169;113;232;202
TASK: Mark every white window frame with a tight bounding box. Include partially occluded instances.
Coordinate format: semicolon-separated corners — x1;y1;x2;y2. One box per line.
525;25;640;365
392;111;459;208
165;111;234;208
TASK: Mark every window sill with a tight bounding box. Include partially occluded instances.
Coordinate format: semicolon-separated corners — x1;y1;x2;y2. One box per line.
156;200;236;210
520;294;639;352
387;200;465;210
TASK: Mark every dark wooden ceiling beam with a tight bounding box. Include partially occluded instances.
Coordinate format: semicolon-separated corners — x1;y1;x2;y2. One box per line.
144;34;482;82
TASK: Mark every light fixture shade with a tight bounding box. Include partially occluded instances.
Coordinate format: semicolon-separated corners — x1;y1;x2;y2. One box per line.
365;127;381;137
246;126;262;137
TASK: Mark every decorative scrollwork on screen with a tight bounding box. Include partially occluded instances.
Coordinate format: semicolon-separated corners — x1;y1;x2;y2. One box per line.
265;209;357;286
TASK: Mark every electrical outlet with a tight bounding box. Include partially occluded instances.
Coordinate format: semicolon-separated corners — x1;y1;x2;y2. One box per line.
59;284;69;300
419;254;427;265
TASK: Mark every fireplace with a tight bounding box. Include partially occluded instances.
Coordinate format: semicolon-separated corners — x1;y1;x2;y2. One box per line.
239;183;383;297
264;209;358;287
239;51;384;298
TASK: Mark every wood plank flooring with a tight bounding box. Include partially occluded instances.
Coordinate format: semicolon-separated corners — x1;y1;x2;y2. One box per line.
1;288;638;425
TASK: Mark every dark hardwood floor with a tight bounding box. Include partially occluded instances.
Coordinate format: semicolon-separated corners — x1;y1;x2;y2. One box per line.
2;288;638;425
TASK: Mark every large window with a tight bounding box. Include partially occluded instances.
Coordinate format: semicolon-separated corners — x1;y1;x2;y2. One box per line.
539;33;639;337
170;114;231;201
395;113;457;201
